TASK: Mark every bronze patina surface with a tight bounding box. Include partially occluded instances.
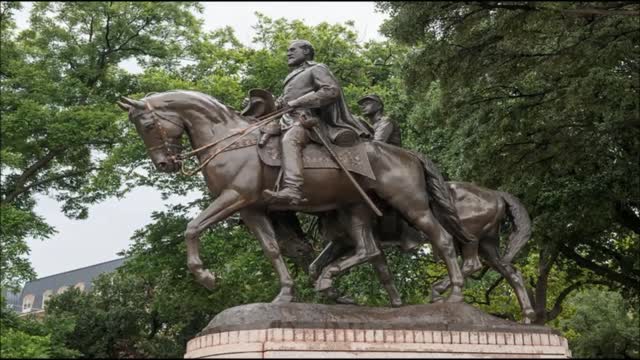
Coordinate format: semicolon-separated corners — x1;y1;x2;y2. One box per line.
199;302;555;335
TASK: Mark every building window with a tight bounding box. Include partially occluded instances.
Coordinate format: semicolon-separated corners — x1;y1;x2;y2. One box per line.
42;290;54;309
22;294;35;312
57;286;69;294
74;282;85;292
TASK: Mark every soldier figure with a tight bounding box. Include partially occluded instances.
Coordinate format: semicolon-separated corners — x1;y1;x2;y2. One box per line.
357;94;402;146
357;94;482;272
263;40;370;205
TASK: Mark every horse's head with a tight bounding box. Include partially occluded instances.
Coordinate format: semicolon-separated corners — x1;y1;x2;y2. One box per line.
117;95;185;173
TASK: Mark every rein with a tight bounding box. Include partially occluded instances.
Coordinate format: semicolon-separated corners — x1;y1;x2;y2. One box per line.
176;107;292;176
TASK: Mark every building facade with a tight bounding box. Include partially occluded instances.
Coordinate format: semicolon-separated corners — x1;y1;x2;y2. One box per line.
14;258;127;316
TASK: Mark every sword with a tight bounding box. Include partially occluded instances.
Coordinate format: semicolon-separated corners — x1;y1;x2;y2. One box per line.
311;126;383;217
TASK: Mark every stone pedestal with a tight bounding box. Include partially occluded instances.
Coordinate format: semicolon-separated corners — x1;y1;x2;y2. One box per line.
185;303;571;358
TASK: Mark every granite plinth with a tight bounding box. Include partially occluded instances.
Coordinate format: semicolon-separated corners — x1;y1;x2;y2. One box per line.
185;302;571;358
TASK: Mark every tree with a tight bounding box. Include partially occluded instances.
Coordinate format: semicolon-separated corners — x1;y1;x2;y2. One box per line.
0;1;203;289
560;287;639;358
376;1;640;326
0;295;80;359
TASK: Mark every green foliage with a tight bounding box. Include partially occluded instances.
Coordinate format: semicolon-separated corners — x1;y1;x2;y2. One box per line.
0;295;80;359
0;204;53;291
377;2;640;329
1;1;203;289
560;287;639;358
0;328;52;359
44;278;177;358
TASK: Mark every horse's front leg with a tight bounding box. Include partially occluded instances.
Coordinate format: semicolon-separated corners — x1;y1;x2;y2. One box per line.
185;189;250;290
240;207;295;303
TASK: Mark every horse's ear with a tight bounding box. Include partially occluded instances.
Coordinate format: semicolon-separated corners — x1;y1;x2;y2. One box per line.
116;101;130;111
120;96;145;109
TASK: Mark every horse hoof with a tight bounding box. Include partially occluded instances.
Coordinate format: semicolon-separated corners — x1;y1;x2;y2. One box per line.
523;310;536;324
431;296;445;303
272;288;294;303
272;294;293;303
315;279;333;291
391;300;403;308
198;270;217;290
308;266;319;281
315;277;333;292
445;293;464;303
335;296;357;305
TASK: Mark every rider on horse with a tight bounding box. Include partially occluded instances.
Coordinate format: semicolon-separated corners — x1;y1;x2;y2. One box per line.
357;93;483;274
263;39;371;205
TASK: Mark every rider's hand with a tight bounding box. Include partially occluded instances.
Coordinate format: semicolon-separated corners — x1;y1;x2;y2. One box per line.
286;100;300;109
299;114;318;129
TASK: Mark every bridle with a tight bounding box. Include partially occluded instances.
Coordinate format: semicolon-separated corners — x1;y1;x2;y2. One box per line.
143;111;185;155
140;105;293;176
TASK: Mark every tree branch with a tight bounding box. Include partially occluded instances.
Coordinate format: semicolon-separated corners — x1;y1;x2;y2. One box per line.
546;280;613;321
560;8;639;17
474;2;639;16
484;276;504;305
110;16;153;54
2;150;62;203
560;244;639;287
16;167;100;197
615;200;640;234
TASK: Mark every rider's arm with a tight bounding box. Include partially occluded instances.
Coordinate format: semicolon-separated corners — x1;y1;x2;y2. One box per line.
287;65;340;108
374;120;394;143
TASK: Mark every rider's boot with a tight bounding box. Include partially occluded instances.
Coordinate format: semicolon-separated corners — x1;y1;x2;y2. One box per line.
258;133;271;147
263;125;308;205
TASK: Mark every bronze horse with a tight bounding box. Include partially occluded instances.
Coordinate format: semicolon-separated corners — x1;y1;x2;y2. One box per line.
312;181;536;322
117;90;477;303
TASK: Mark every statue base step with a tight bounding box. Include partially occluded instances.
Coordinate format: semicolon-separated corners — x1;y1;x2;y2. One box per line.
184;302;571;358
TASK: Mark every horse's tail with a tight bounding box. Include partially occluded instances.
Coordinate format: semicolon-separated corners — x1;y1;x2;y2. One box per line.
412;151;477;245
498;191;532;263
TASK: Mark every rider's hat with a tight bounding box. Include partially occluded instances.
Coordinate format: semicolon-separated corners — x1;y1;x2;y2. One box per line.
357;94;383;105
241;89;276;118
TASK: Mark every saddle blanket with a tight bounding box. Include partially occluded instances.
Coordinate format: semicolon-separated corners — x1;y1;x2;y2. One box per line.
257;135;376;181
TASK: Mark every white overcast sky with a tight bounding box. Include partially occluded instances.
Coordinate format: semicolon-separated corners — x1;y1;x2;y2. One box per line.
14;2;389;278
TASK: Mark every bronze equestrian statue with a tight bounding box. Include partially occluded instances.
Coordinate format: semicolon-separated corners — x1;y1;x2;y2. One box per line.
116;37;487;304
117;89;476;303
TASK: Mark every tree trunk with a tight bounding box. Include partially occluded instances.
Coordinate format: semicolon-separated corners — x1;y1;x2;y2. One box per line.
533;244;559;324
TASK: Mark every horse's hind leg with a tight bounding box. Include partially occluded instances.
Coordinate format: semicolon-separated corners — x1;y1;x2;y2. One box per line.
309;241;348;282
430;250;484;303
385;192;465;302
370;253;402;307
240;207;295;303
480;239;535;323
315;204;381;291
315;204;402;307
309;212;350;281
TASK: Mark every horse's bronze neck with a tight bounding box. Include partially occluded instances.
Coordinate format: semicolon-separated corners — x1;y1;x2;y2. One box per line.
181;101;251;159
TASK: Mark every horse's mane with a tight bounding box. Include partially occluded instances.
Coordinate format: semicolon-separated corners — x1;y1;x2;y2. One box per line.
142;90;240;122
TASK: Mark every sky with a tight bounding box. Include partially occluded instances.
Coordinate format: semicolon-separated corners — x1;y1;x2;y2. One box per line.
14;2;390;278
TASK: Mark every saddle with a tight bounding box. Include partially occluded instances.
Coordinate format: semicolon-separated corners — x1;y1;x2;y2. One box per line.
257;134;376;181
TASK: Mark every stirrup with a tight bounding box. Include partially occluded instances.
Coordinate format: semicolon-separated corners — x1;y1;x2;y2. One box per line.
263;189;308;205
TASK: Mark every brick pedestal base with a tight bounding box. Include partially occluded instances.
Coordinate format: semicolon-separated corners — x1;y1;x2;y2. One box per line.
184;303;571;358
